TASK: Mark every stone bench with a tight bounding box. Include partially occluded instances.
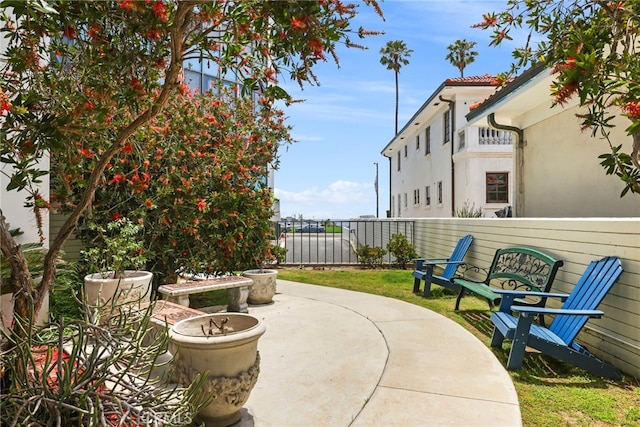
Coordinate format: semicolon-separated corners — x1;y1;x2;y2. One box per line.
148;300;206;327
157;276;253;313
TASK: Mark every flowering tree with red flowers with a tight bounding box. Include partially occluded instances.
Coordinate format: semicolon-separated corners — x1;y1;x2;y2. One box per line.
66;87;292;284
0;0;383;333
475;1;640;196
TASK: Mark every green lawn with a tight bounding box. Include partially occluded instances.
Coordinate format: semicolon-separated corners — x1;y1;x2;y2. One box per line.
272;267;640;427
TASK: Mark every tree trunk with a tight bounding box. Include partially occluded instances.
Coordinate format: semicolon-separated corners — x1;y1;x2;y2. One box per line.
7;2;195;337
394;70;399;135
0;211;36;334
632;132;640;171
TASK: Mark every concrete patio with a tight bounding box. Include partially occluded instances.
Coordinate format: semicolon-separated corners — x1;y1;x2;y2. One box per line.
234;279;522;427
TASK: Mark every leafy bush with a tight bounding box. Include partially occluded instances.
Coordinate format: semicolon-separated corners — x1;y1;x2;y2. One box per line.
355;245;387;268
80;218;147;278
454;201;484;218
69;89;291;284
49;262;84;321
270;244;288;266
386;234;418;269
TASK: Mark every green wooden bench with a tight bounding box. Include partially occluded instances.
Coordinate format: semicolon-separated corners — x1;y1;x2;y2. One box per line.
453;247;564;324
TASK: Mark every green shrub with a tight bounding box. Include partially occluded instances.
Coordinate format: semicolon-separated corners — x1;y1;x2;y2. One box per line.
454;201;484;218
386;234;418;269
355;245;387;268
270;244;288;265
49;262;84;321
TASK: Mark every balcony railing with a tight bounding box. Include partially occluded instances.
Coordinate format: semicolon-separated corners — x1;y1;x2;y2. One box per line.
478;127;513;145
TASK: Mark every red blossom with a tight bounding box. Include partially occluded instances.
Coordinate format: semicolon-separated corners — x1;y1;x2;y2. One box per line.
263;68;276;82
554;81;579;105
623;101;640;120
87;24;100;38
111;213;123;220
109;173;126;184
1;101;10;113
130;78;143;92
178;83;189;95
473;13;498;29
291;16;307;30
146;29;162;40
122;143;134;154
119;0;136;12
151;1;168;22
309;38;324;58
197;198;207;212
63;26;76;39
79;148;94;158
145;199;154;209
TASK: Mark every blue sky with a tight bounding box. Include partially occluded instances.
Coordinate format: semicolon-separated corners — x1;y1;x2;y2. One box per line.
274;0;520;220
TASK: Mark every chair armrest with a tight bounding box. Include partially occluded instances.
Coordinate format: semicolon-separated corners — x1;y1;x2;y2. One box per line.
421;260;464;266
493;289;569;300
494;289;569;312
512;306;605;318
412;257;450;262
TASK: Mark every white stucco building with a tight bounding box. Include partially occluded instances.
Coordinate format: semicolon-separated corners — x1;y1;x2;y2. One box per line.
381;75;513;218
465;64;640;218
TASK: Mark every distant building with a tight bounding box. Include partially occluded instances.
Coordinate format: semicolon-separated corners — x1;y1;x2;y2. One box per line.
381;75;513;218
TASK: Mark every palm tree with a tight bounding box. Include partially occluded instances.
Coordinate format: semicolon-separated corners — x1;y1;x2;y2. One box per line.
379;40;413;135
445;39;478;78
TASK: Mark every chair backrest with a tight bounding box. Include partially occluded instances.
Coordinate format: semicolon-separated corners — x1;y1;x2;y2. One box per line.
442;235;473;279
550;256;623;345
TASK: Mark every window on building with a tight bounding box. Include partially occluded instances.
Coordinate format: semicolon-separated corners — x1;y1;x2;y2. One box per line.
486;173;509;203
391;195;395;216
425;186;431;206
443;110;451;144
397;151;401;171
397;194;401;214
425;126;431;155
416;135;420;150
437;181;443;204
458;130;465;150
413;189;420;205
403;193;407;208
404;145;408;157
183;58;226;94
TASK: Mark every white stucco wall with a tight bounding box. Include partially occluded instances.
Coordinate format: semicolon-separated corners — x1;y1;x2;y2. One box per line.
523;108;640;217
454;151;513;217
0;154;50;246
389;86;508;219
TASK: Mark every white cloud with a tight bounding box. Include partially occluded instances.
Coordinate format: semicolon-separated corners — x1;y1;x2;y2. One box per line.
275;180;375;219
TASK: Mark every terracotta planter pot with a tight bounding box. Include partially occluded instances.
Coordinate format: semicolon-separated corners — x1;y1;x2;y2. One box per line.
83;270;153;317
242;269;277;304
169;313;266;427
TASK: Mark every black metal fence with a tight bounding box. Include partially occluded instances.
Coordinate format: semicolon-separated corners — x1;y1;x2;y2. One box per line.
274;219;415;266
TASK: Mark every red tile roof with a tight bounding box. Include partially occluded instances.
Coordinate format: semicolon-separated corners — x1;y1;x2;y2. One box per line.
444;73;500;86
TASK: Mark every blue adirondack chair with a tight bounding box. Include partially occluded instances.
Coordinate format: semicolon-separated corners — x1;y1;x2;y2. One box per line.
412;234;473;297
490;256;623;379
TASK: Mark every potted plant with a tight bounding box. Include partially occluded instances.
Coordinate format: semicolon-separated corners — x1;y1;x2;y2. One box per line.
81;217;152;317
242;241;280;305
169;312;266;427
